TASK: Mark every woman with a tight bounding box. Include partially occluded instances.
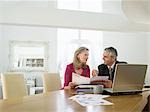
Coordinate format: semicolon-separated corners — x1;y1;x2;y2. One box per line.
64;47;90;89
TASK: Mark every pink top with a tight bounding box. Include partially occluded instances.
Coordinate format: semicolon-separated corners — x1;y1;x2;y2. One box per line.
64;63;90;87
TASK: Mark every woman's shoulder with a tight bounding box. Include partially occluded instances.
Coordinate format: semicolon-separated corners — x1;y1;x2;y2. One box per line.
66;63;74;68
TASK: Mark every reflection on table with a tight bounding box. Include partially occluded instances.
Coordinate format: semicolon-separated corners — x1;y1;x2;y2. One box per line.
0;89;150;112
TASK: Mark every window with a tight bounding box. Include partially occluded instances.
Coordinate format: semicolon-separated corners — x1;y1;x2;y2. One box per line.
57;0;104;85
57;0;103;13
57;28;103;85
9;41;48;71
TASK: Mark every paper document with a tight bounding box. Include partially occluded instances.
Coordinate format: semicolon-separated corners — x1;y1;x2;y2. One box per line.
69;94;113;106
72;73;109;85
90;76;109;82
72;73;90;85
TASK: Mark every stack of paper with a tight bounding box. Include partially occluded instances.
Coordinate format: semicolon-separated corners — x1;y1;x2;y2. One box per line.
69;94;113;106
72;73;91;85
72;73;109;85
90;76;109;82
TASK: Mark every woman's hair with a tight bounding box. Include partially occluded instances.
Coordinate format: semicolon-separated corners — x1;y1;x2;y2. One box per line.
73;47;89;69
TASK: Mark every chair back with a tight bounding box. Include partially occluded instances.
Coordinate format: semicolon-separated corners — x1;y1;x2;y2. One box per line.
42;73;61;92
1;73;28;99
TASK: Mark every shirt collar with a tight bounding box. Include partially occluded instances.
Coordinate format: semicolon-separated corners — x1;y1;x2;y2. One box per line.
107;61;116;69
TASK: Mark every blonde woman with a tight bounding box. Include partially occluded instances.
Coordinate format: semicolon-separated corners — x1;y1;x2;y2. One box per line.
63;47;90;89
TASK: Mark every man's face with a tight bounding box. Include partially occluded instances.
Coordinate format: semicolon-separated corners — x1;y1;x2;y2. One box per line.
103;51;115;66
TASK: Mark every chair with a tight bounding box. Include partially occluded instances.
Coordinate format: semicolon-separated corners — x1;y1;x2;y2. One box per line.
1;73;28;99
42;73;61;92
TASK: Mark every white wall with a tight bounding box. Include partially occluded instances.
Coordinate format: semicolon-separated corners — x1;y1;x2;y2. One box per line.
103;0;124;15
0;1;149;32
102;1;150;85
0;2;3;72
0;25;2;72
103;31;150;85
0;2;3;22
102;0;148;63
103;32;148;64
146;33;150;85
97;31;150;86
148;34;150;63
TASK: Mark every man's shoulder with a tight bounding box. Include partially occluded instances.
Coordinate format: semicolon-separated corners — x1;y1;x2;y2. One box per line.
116;61;127;64
98;64;107;68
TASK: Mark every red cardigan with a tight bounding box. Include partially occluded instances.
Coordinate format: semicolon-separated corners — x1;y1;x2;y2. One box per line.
64;63;90;87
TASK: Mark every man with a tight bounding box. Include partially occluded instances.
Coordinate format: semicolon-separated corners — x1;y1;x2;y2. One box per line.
92;47;127;88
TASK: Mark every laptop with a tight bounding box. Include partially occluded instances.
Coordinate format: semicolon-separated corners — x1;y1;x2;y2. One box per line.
104;64;147;94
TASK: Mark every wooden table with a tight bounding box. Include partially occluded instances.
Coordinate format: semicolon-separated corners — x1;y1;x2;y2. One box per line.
0;89;150;112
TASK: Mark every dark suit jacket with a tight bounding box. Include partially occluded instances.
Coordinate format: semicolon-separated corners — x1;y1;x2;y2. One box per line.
98;61;127;81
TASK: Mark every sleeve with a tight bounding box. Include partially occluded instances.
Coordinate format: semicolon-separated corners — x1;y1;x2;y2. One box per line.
98;65;102;76
64;65;73;87
98;64;109;76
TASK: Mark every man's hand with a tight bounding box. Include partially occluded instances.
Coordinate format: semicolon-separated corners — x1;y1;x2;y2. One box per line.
91;79;112;88
103;80;112;88
92;69;98;77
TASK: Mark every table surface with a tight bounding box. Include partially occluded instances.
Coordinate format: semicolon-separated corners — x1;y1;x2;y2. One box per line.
0;89;150;112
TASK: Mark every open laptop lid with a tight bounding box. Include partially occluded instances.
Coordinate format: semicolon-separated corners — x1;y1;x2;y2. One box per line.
111;64;147;93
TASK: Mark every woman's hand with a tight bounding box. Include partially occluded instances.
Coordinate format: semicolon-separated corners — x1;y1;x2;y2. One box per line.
64;82;76;89
69;82;76;89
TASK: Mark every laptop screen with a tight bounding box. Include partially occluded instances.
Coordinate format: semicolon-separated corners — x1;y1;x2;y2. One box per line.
112;64;147;93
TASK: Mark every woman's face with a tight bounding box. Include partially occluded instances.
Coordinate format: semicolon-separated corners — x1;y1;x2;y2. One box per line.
77;50;89;63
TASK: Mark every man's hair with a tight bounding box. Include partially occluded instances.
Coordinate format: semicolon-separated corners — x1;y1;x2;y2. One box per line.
104;47;118;59
73;47;89;69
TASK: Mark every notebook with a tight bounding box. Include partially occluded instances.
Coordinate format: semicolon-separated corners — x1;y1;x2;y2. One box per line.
104;64;147;94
